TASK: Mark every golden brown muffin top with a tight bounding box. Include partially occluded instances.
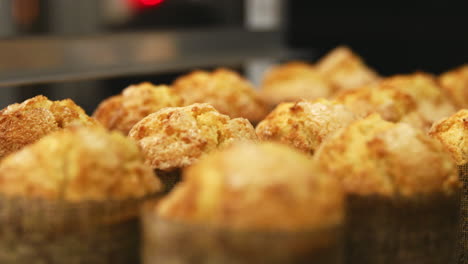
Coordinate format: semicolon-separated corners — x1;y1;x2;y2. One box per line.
93;82;184;135
157;141;344;231
429;109;468;165
380;73;456;124
256;99;357;154
335;84;417;122
316;46;380;91
0;95;98;160
314;114;459;197
439;64;468;109
0;127;161;201
129;103;257;171
260;61;335;107
172;68;268;122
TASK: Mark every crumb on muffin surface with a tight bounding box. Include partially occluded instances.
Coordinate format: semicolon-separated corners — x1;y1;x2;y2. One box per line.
256;99;356;154
129;103;257;171
173;68;268;122
156;141;344;231
429;109;468;165
0;127;161;201
314;114;459;197
0;95;98;160
93;82;184;135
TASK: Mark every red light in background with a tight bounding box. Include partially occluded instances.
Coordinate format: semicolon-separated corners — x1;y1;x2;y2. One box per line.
139;0;164;7
128;0;165;9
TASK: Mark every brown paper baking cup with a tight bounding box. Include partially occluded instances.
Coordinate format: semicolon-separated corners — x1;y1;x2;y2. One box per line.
155;168;182;193
0;194;158;264
459;163;468;264
346;192;460;264
142;202;343;264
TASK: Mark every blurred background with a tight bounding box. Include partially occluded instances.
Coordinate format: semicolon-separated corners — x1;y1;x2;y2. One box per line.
0;0;467;112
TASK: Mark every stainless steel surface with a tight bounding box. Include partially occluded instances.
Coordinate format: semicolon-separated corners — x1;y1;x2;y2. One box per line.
0;29;290;87
0;1;15;36
49;0;102;35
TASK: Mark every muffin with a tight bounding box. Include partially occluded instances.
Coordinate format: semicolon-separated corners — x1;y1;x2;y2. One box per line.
314;114;460;264
0;95;98;160
439;64;468;109
316;46;380;92
0;127;162;264
429;109;468;262
129;103;257;192
335;84;417;122
259;62;335;108
93;82;184;135
172;68;268;123
380;73;456;128
429;109;468;165
255;99;357;155
143;142;344;264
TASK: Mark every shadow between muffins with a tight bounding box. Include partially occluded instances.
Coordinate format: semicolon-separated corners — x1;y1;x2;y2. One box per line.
155;169;182;194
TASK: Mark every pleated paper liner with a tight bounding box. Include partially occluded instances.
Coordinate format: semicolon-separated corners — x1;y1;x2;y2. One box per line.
155;168;182;193
459;163;468;264
0;193;159;264
346;192;460;264
141;201;343;264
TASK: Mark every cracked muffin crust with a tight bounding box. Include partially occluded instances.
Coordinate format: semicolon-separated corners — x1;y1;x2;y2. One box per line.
429;109;468;165
260;62;335;107
0;127;161;201
93;82;184;135
157;141;344;231
316;46;380;91
314;114;459;197
0;95;98;160
129;103;257;171
172;68;268;122
255;99;356;155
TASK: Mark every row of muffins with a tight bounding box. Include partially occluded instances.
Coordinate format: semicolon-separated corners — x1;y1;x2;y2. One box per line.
0;110;463;263
3;95;463;193
0;46;466;263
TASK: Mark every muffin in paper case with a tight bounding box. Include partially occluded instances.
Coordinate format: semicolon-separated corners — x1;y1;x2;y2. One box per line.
315;114;461;264
129;103;257;193
0;95;99;160
173;68;269;123
0;127;162;264
93;82;184;135
143;142;345;264
428;109;468;263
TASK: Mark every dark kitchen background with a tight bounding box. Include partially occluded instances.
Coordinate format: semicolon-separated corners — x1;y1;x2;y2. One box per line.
289;1;468;75
0;0;467;112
